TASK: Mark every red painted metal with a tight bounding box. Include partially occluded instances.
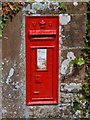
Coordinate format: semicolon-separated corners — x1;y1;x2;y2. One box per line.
26;16;59;105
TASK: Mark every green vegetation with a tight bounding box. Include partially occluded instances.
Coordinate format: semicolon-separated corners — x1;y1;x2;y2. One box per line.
0;2;24;37
72;2;90;118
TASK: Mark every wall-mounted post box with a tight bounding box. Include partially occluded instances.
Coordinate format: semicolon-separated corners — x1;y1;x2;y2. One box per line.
26;16;59;105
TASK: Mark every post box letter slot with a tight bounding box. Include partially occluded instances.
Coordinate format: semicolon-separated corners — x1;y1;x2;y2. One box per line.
29;35;56;40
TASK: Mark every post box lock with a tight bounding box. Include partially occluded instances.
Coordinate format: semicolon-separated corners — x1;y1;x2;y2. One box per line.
35;75;41;83
26;16;59;105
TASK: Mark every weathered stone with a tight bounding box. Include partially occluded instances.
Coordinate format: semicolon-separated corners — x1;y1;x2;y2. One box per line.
28;2;87;15
2;11;24;118
60;83;81;92
59;103;72;118
33;106;60;118
60;92;73;103
64;2;87;14
60;49;85;83
60;14;71;25
26;0;88;2
60;51;76;75
0;86;2;119
29;2;61;15
0;39;2;102
61;14;86;47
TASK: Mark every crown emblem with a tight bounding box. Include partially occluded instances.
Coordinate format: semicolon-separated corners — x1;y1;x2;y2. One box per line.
39;20;46;28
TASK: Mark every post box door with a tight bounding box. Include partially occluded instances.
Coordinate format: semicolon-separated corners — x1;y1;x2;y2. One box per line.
26;16;59;105
31;47;53;99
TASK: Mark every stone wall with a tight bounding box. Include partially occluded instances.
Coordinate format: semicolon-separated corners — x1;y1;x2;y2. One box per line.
2;2;87;119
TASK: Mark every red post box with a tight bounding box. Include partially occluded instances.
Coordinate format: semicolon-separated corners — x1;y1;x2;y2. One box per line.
26;16;59;105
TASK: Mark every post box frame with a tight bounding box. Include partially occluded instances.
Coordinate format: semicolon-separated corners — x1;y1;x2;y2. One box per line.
26;16;59;105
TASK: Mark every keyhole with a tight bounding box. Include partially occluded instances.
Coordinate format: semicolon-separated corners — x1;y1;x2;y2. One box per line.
36;76;39;78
